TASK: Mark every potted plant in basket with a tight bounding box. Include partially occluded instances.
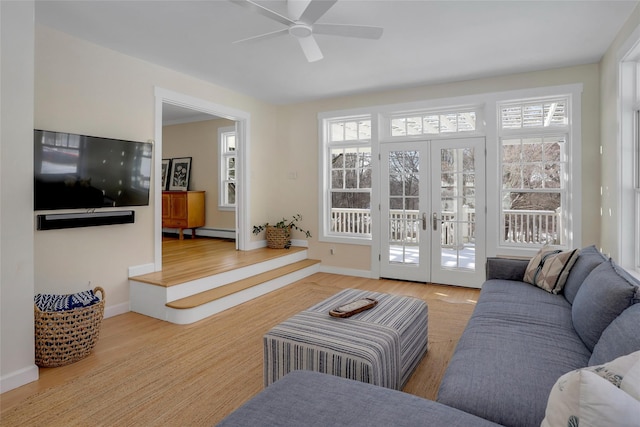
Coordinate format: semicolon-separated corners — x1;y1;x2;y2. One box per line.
252;214;312;249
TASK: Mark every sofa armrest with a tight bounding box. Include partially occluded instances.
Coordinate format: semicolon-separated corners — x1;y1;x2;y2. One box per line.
486;257;529;281
217;370;502;427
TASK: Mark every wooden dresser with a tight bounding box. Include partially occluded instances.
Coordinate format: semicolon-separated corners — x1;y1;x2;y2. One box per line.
162;191;205;239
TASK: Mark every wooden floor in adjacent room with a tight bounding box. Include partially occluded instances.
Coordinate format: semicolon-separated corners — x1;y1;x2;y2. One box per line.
0;274;479;426
132;236;307;287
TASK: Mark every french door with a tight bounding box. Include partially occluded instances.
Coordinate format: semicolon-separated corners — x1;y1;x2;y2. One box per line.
380;138;485;287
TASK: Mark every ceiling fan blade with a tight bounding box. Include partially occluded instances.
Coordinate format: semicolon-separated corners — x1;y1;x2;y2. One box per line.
313;23;383;39
233;28;289;44
297;35;323;62
229;0;296;26
299;0;337;24
287;0;311;20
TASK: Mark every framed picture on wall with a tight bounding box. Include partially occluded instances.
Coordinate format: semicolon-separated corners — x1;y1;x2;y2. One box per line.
161;159;172;190
169;157;192;191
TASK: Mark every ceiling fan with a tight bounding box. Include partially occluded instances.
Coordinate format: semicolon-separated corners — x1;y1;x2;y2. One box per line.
230;0;384;62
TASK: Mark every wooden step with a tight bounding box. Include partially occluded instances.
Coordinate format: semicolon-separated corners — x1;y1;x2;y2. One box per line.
166;259;321;309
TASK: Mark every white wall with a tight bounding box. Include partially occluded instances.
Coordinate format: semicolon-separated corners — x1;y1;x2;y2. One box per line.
0;1;39;393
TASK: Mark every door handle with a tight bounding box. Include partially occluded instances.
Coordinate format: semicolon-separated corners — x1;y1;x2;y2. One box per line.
422;212;427;230
432;212;438;231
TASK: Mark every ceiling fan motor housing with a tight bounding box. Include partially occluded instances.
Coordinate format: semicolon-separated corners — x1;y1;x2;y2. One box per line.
289;23;313;38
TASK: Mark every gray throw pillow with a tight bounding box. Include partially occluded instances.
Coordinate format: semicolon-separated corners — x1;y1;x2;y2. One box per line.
589;303;640;366
563;245;607;305
572;259;640;352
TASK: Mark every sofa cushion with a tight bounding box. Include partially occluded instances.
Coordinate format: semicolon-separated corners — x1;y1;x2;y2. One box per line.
589;303;640;366
541;351;640;427
523;247;579;294
563;245;607;304
437;279;591;427
217;370;502;427
486;257;529;281
572;259;640;351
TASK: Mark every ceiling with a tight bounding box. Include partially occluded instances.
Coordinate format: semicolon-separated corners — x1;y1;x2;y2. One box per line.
35;0;638;109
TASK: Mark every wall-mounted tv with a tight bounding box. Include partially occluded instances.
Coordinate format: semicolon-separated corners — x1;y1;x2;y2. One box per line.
34;130;153;211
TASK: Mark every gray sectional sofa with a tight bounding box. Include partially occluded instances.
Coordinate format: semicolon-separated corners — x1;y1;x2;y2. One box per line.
217;246;640;427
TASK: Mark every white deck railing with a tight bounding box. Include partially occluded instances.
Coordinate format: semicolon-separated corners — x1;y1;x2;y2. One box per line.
503;208;562;245
331;207;561;246
331;208;372;235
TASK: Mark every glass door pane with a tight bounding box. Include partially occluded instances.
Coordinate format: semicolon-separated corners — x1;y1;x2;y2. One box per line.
380;142;430;282
438;147;476;270
388;150;420;265
431;138;485;288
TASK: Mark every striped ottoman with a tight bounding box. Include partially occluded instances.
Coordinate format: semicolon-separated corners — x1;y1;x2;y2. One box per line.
264;288;428;390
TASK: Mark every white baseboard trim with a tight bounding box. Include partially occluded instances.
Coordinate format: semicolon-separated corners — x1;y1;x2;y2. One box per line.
0;364;39;393
128;263;155;277
246;240;267;250
246;239;309;251
197;227;236;239
289;239;309;248
319;265;373;278
104;301;130;319
162;227;236;240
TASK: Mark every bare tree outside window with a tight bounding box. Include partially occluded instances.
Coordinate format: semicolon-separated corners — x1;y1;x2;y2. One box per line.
499;99;569;246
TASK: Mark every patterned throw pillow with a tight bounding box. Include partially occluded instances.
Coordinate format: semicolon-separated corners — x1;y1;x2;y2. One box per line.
34;289;100;312
541;351;640;427
524;247;580;294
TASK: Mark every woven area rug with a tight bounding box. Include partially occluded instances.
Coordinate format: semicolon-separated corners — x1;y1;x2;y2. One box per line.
2;284;475;426
403;298;475;398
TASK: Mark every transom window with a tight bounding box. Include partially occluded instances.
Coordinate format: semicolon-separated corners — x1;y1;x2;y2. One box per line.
498;97;571;247
500;100;568;129
390;109;478;137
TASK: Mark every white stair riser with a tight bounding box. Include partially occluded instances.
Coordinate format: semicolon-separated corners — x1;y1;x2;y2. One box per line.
166;262;320;324
166;250;307;302
129;280;171;321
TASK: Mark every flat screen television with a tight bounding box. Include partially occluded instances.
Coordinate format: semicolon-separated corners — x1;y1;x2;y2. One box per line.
34;129;153;210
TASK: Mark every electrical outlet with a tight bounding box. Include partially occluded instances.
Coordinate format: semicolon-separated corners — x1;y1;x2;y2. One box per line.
330;248;335;255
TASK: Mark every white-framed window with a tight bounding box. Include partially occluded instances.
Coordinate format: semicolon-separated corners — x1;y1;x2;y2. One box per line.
218;126;236;210
389;108;480;137
635;105;640;271
321;117;373;241
618;28;640;276
318;86;581;254
497;97;572;248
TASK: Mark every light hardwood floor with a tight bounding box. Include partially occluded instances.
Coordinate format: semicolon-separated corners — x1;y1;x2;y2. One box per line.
1;273;479;426
132;237;307;286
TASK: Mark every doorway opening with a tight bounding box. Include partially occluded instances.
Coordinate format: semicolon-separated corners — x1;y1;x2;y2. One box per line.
153;87;250;271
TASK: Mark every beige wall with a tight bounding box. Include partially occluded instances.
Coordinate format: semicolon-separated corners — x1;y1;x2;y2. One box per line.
599;4;640;261
2;4;636;392
1;1;39;392
276;64;602;272
33;25;278;315
163;119;236;230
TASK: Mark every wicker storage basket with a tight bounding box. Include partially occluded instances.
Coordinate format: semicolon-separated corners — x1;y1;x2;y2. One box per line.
265;225;291;249
34;287;105;368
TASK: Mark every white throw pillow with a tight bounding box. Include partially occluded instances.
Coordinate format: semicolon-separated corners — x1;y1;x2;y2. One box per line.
621;356;640;401
579;370;640;427
541;351;640;427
